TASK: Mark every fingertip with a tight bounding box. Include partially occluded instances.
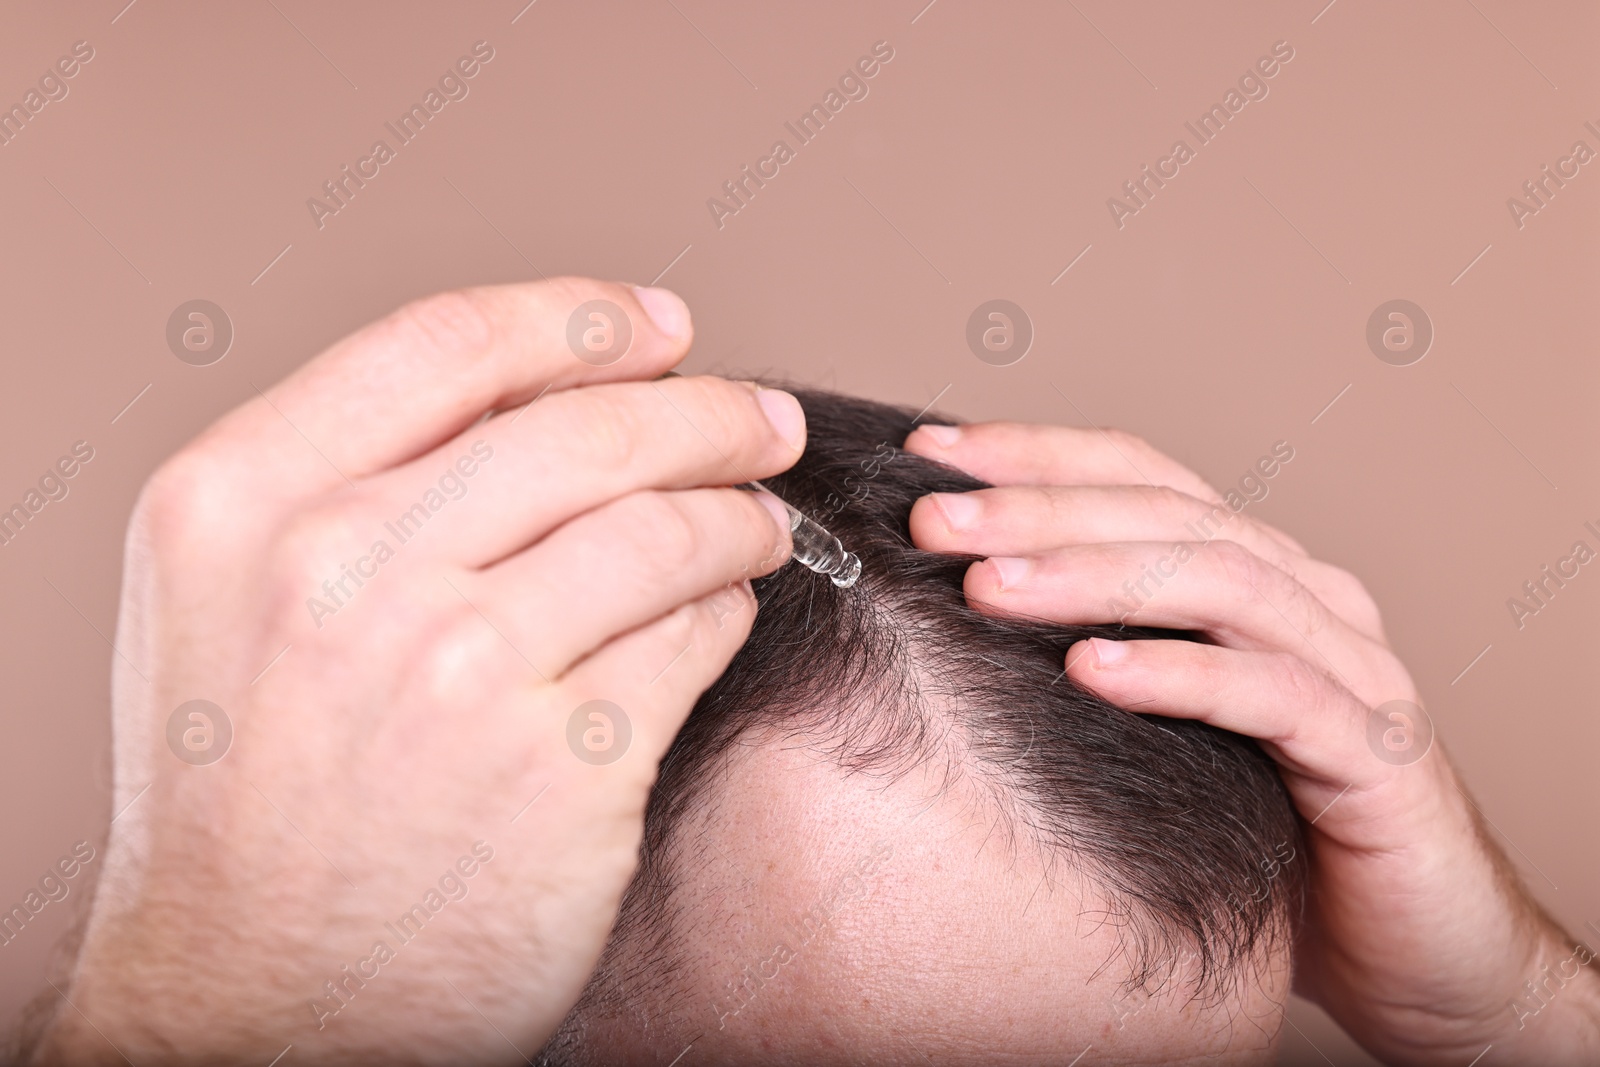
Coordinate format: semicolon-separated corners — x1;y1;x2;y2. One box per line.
1091;637;1129;665
904;423;961;453
909;491;981;546
631;286;692;344
960;558;992;606
907;494;946;547
1067;638;1130;675
961;556;1025;609
754;386;807;454
930;491;980;532
986;556;1030;590
751;491;795;571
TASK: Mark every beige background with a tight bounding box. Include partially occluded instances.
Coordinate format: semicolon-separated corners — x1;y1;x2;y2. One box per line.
0;2;1594;1062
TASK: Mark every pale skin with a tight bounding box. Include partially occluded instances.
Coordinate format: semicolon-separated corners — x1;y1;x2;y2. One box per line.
27;279;1599;1064
566;727;1296;1064
903;422;1600;1065
30;278;802;1065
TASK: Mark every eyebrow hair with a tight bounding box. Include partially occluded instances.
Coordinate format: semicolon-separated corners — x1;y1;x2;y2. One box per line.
546;386;1305;1055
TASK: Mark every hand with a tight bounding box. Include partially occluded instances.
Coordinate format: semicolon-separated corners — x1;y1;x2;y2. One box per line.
903;421;1600;1066
32;279;802;1064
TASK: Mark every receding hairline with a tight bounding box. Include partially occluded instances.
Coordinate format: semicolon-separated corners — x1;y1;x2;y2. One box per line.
541;385;1304;1059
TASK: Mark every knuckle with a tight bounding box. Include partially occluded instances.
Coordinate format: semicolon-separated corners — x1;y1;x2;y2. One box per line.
1147;485;1195;522
1207;538;1266;595
656;595;703;649
1328;565;1378;613
1147;485;1183;510
135;450;205;533
1326;566;1387;639
393;289;496;363
134;445;238;548
1237;514;1280;549
1038;486;1073;526
271;505;363;585
1275;653;1335;733
415;606;513;698
1188;646;1234;705
1283;570;1331;637
1186;496;1234;539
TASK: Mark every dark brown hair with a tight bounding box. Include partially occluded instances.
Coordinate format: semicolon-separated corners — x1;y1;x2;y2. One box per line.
547;387;1304;1055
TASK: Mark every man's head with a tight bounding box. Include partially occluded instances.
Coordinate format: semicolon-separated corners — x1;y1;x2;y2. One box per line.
542;388;1304;1064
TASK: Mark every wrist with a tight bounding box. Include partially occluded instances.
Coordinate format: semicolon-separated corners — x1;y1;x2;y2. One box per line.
31;892;532;1065
28;870;341;1066
1490;924;1600;1063
31;923;286;1065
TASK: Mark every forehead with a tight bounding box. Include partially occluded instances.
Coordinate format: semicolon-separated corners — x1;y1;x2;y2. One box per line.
574;735;1288;1064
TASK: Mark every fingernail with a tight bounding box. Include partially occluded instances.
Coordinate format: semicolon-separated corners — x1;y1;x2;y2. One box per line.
918;424;961;448
632;286;690;340
987;556;1029;589
930;492;980;531
753;491;795;546
1090;637;1128;666
755;387;806;451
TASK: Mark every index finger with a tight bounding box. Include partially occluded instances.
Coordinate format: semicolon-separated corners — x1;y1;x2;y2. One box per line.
213;277;692;492
904;421;1226;505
